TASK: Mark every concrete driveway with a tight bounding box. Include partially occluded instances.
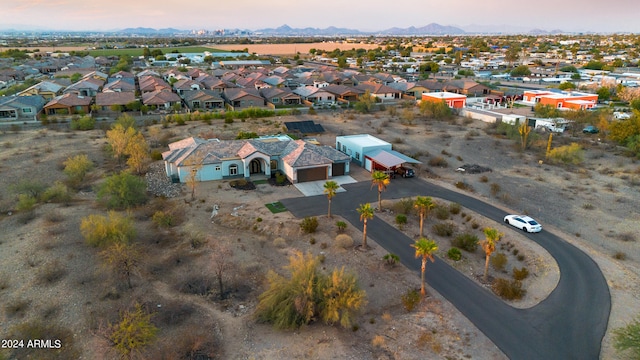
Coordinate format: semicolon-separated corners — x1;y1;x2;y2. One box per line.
294;175;357;197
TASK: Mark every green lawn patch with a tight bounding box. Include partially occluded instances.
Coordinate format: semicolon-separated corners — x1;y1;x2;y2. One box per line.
253;179;268;185
265;202;287;214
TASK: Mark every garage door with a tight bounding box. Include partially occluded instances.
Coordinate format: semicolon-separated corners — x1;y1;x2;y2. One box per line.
297;167;327;182
332;162;345;176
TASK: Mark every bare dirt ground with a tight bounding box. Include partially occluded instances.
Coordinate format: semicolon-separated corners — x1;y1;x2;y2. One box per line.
1;108;639;359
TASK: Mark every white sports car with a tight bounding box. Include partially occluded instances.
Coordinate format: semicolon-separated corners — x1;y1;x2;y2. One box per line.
503;215;542;233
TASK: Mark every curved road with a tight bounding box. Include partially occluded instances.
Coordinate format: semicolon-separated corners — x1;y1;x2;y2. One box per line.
280;178;611;359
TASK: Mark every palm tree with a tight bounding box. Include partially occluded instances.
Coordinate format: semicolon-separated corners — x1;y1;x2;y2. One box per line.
357;203;374;249
411;238;438;296
414;196;435;237
323;181;339;218
481;227;504;281
371;170;390;211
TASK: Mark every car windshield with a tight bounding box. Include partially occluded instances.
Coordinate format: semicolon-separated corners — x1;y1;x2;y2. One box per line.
528;220;539;225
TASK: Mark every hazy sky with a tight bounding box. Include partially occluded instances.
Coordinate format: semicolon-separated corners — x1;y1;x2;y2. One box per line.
3;0;639;33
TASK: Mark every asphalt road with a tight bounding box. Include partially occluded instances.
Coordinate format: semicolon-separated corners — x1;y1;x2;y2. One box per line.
280;177;611;360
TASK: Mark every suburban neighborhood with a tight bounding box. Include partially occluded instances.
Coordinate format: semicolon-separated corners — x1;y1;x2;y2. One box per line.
2;29;640;360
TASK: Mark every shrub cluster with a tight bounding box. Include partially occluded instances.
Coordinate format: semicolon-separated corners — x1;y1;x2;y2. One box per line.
432;222;456;237
492;278;526;300
451;233;478;252
401;289;421;312
447;247;462;261
300;216;319;233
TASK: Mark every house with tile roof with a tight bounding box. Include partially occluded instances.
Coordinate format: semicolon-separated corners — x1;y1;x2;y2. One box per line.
222;88;267;110
292;86;336;106
162;136;350;184
19;80;65;100
355;81;402;102
182;90;225;111
259;87;302;107
102;78;136;93
43;93;92;115
0;95;46;122
95;92;137;111
141;89;181;110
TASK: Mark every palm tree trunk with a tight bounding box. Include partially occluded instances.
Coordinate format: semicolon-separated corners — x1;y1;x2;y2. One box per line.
362;220;368;248
484;254;490;281
421;259;426;295
419;213;424;237
328;199;332;218
378;191;382;210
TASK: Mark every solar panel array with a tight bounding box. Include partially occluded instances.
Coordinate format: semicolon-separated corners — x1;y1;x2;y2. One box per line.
284;120;325;134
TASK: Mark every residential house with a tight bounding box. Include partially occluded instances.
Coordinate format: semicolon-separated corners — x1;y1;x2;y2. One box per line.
222;88;267;110
422;91;467;109
95;92;137;111
63;77;104;97
445;80;491;97
162;135;350;184
182;90;225;111
138;75;172;94
323;84;364;104
102;79;136;93
141;90;181;110
19;80;65;100
173;79;202;96
335;134;420;172
259;87;302;107
355;81;402;102
0;95;46;122
292;86;336;106
43;93;92;115
387;82;431;101
522;90;598;110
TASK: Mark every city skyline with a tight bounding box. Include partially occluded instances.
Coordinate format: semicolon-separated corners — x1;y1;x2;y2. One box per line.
3;0;640;34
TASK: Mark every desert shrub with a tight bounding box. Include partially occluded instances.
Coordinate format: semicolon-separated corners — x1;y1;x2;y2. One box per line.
336;221;347;232
189;232;208;249
613;252;626;260
434;204;450;220
255;252;366;329
491;253;508;271
335;234;354;249
548;143;584;165
4;298;30;318
432;222;456;237
108;303;158;357
479;175;489;183
401;288;421;312
617;232;636;242
451;233;478;252
7;320;79;359
273;237;287;248
383;253;400;266
16;194;37;212
152;210;175;228
300;216;319;233
471;221;480;229
447;247;462;261
44;210;64;224
372;335;386;348
454;181;474;192
393;197;415;215
176;275;214;295
448;202;461;215
11;180;45;199
492;278;526;300
428;156;448;167
70;115;96;130
97;171;148;210
582;203;594;210
395;214;407;227
512;267;529;281
490;183;501;196
613;316;640;358
63;154;94;188
42;182;72;204
80;211;136;247
36;260;67;285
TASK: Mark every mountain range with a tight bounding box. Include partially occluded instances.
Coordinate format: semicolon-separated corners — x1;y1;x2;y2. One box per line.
0;23;569;35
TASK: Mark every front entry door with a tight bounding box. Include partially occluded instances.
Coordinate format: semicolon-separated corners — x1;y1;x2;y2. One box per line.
250;159;262;174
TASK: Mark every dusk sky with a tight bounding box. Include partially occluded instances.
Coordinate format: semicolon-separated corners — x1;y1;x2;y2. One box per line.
3;0;639;33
